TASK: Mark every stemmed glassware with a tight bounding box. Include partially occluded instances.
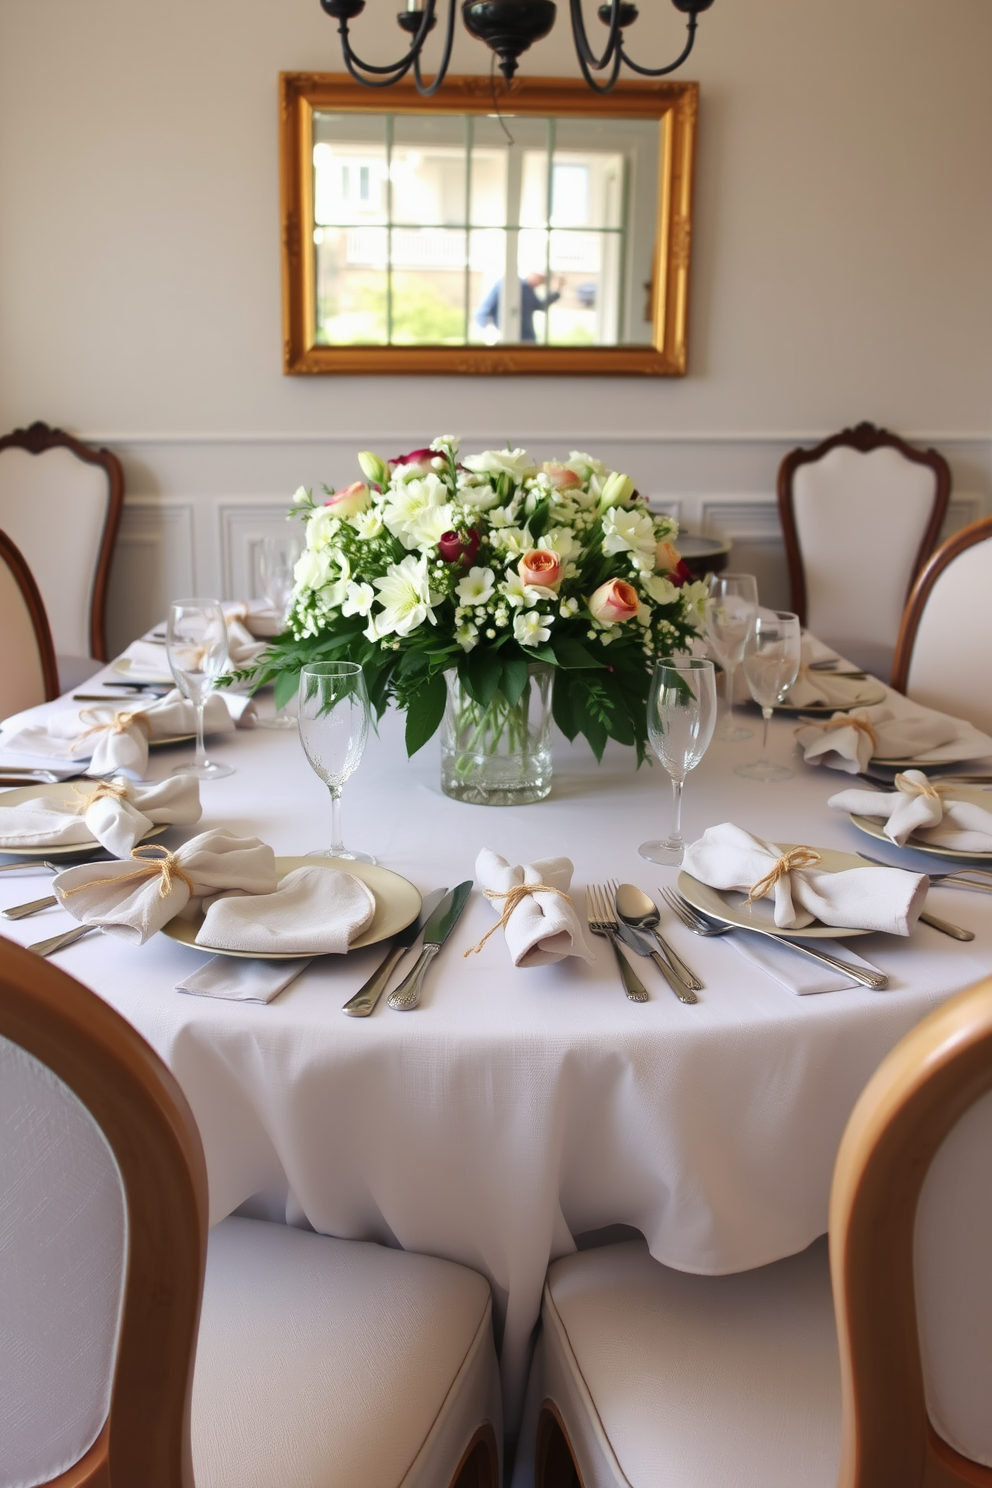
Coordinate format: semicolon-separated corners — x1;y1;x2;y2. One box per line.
256;534;303;730
639;657;718;866
166;598;235;780
705;572;759;741
735;610;802;782
298;662;374;863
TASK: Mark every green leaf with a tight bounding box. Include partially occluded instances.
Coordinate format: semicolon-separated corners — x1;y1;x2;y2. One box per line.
405;671;447;755
464;647;503;707
573;692;609;761
500;654;530;707
552;672;577;741
552;637;605;670
273;669;300;711
520;644;556;665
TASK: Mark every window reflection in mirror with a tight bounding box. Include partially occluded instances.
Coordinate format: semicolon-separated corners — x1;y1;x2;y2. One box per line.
281;76;697;375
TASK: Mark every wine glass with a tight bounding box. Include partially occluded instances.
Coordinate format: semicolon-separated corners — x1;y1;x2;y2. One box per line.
166;598;235;780
735;610;802;782
256;534;303;730
706;572;758;741
639;657;718;866
298;662;374;863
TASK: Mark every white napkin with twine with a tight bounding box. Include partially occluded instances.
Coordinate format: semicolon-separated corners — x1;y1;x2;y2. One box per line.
682;823;927;934
223;599;284;641
52;831;278;944
0;776;201;856
829;771;992;851
470;850;593;967
175;956;312;1003
781;667;880;710
195;866;375;955
795;705;961;774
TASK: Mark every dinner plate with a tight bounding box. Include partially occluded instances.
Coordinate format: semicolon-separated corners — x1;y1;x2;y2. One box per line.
677;842;875;939
161;856;422;959
776;681;887;714
0;781;167;857
850;786;992;862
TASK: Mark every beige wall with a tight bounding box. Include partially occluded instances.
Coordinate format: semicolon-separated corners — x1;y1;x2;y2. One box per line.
1;0;990;638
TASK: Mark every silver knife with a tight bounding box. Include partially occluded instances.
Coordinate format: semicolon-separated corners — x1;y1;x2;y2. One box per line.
387;880;473;1011
342;886;449;1017
616;922;699;1004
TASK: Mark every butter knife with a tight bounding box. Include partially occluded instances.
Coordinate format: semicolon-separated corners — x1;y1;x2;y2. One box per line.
342;886;448;1017
387;880;472;1011
615;922;698;1004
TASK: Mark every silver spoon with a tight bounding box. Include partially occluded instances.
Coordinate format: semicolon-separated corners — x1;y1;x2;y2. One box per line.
613;882;703;991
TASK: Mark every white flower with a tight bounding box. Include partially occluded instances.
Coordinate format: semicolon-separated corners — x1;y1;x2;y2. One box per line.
642;572;679;606
513;610;553;645
490;526;530;558
462;448;536;482
455;620;479;651
372;554;437;637
567;451;608;482
351;508;384;539
559;597;579;618
456;566;496;606
500;571;544;609
455;480;502;511
406;502;456;551
294;548;332;592
307;506;343;551
341;581;375;618
291;485;313;507
598;471;634;510
601;507;657;569
538;528;581;562
383;473;450;548
430;435;460;457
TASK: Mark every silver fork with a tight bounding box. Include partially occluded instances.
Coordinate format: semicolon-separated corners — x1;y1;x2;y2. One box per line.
660;888;889;990
586;884;648;1003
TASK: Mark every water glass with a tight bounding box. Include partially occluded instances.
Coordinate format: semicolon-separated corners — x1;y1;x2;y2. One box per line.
298;662;374;862
735;611;802;782
706;572;758;741
256;534;304;730
639;657;718;866
166;598;235;780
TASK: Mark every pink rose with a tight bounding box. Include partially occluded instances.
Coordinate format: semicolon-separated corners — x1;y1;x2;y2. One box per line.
542;462;582;490
655;540;681;573
588;579;640;624
519;549;562;589
323;481;370;517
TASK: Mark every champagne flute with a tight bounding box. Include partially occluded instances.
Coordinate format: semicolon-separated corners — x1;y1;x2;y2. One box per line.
639;657;718;866
298;662;374;863
256;534;303;730
166;598;235;780
735;611;802;782
706;572;758;741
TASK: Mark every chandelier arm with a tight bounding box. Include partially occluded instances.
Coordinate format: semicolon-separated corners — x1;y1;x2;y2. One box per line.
335;4;436;82
413;0;458;96
616;13;699;77
573;44;624;93
568;0;622;72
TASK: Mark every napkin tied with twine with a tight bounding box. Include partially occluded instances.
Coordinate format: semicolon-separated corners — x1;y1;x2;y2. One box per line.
795;705;962;775
0;775;201;857
472;850;593;967
829;770;992;851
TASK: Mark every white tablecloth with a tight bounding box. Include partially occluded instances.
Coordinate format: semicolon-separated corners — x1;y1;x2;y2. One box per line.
3;679;991;1433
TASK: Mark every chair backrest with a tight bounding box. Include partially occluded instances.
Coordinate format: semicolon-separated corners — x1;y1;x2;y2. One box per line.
890;515;992;734
830;973;992;1487
0;423;124;662
0;935;207;1488
778;423;950;680
0;529;59;718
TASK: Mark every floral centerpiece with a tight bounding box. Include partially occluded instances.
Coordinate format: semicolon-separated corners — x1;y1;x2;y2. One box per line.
245;436;707;802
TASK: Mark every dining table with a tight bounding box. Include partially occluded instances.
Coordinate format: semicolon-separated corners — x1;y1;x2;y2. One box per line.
2;656;991;1462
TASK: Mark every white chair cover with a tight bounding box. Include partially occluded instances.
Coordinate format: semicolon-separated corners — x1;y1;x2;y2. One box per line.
902;532;992;733
0;1034;126;1488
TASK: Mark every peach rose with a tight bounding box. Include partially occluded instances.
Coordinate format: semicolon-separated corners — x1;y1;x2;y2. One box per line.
542;462;582;490
324;481;371;518
519;549;562;589
655;540;681;573
588;578;639;624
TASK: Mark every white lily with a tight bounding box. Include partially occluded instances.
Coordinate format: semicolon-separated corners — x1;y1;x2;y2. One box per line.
601;507;657;569
462;447;536;482
373;554;438;637
341;581;376;618
513;610;553;645
456;566;497;606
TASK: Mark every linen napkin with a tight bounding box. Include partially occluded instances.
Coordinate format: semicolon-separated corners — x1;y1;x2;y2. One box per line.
0;776;201;856
829;771;992;852
52;830;278;944
472;849;593;966
795;705;961;775
222;599;285;641
682;822;927;933
195;866;375;955
175;955;312;1003
724;928;886;995
781;666;880;710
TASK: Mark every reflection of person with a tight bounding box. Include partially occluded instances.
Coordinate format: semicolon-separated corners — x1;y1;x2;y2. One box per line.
475;273;562;343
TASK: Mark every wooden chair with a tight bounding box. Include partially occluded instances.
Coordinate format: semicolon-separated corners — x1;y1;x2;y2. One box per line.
891;514;992;734
535;974;992;1488
0;935;502;1488
0;421;124;687
0;529;59;719
777;422;950;681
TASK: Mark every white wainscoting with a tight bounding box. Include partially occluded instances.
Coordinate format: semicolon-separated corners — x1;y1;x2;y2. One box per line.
101;432;992;656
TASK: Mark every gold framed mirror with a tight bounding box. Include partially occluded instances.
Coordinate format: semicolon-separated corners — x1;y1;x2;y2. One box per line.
280;73;697;376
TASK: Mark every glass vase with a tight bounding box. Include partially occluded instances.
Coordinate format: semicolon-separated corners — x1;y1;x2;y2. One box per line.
440;665;553;805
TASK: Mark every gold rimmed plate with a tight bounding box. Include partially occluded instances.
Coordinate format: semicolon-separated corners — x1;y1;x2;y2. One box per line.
677;843;876;939
162;856;422;960
850;787;992;863
0;781;168;858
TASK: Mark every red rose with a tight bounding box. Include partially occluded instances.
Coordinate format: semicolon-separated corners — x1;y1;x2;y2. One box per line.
439;529;480;567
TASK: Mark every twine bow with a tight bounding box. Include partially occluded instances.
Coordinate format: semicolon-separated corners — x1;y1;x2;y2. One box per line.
69;780;131;814
797;713;878;751
60;843;196;902
746;846;822;907
464;882;574;956
894;773;955;807
78;708;154;742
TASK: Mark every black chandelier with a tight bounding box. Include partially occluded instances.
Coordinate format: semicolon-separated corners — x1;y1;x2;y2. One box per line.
318;0;713;95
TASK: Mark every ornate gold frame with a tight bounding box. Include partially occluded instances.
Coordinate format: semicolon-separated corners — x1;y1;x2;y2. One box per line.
279;72;698;376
